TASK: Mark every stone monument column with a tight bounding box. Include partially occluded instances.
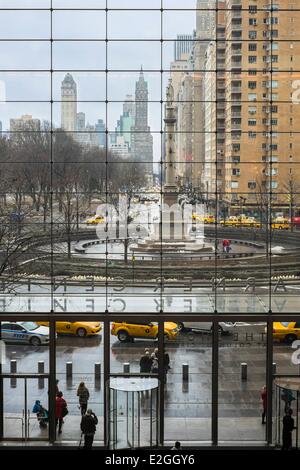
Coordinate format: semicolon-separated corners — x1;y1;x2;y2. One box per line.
160;79;185;241
164;79;178;206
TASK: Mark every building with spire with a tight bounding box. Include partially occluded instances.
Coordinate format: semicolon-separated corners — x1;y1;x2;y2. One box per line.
61;73;77;132
131;68;153;177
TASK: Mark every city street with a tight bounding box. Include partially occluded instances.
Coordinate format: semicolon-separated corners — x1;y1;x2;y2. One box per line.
2;323;298;445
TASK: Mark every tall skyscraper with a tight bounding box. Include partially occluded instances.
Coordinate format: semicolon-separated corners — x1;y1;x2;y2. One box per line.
123;94;135;118
191;0;217;188
174;34;194;61
222;0;300;207
95;119;106;148
131;69;153;175
203;4;226;197
196;0;215;45
119;95;135;150
61;73;77;132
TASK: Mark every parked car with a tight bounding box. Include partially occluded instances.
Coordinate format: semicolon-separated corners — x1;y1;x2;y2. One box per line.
176;321;237;335
271;217;290;230
272;322;300;343
111;321;178;342
1;322;50;346
86;215;105;225
192;214;216;224
37;321;101;337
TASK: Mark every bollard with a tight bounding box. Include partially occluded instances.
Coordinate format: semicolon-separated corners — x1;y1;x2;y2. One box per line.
38;361;45;389
95;362;101;380
66;362;73;378
10;359;17;374
10;359;17;388
182;363;189;382
123;363;130;374
241;362;247;381
272;362;277;375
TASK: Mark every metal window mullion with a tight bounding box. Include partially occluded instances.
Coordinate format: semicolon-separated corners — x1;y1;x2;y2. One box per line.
103;317;110;448
266;317;274;445
212;318;219;446
49;319;56;443
158;320;164;447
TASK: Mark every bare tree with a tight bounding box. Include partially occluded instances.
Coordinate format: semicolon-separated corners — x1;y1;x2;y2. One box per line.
0;206;36;293
283;173;300;232
255;177;269;227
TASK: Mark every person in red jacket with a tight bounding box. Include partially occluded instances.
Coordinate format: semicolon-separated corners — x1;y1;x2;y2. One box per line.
55;391;67;434
261;385;267;424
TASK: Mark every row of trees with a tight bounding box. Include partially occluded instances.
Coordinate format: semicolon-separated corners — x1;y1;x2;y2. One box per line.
0;127;148;280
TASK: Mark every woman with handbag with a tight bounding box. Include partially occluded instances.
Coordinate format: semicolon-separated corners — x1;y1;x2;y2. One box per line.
55;391;68;434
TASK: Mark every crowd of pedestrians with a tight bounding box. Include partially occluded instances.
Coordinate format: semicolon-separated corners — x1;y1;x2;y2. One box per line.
139;348;170;381
33;379;97;450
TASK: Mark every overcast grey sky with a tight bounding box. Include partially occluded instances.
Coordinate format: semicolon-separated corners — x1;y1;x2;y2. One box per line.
0;1;198;161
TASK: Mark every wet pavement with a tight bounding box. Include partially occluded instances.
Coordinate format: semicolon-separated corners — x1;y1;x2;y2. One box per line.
1;324;298;445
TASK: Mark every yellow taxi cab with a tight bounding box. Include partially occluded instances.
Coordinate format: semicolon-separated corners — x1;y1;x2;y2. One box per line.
220;216;239;226
86;215;105;225
271;217;290;230
272;322;300;343
192;214;216;224
220;215;260;228
111;321;178;343
239;216;261;228
37;321;102;337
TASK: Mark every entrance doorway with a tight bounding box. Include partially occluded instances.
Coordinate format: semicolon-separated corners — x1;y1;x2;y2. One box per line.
107;375;159;449
1;374;49;441
274;377;300;449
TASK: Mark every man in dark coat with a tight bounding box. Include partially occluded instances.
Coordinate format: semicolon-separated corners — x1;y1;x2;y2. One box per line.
282;408;296;451
81;409;98;450
139;350;153;373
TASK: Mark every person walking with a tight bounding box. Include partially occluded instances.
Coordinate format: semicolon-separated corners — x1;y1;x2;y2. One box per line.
223;239;231;253
80;409;98;450
55;391;67;434
77;382;90;416
140;350;153;374
281;388;295;413
55;379;60;396
164;352;170;383
151;353;158;374
282;408;296;451
261;385;267;424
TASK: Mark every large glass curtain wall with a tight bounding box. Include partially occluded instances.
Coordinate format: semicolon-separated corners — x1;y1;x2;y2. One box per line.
0;0;300;449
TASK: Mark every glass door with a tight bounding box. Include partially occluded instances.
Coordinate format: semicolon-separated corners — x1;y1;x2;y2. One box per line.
2;374;49;441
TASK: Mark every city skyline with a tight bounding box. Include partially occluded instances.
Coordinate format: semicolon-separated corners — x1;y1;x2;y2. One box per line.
0;4;198;164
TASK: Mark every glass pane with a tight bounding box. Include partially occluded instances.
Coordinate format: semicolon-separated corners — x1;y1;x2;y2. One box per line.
218;322;267;442
55;319;104;443
164;321;212;444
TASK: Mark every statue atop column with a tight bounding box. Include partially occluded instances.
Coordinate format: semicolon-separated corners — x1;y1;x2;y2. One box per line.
166;79;174;106
164;78;177;194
